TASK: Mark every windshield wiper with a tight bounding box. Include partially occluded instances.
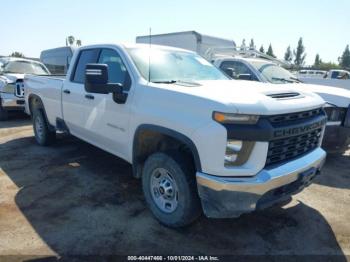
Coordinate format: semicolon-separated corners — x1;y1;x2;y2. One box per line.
152;80;177;84
271;77;294;83
290;76;303;83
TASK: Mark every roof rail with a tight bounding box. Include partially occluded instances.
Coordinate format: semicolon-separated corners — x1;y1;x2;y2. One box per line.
203;46;291;67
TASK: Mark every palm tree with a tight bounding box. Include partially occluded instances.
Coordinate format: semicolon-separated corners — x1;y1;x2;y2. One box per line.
67;36;75;46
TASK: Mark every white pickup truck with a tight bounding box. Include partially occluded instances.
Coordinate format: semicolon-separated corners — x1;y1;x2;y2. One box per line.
25;43;327;227
0;57;50;120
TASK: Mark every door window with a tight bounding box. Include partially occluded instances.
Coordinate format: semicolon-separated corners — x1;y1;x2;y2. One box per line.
72;49;100;83
220;61;255;80
98;49;131;90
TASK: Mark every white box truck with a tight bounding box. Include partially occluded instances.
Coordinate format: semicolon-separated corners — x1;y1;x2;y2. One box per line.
136;30;236;57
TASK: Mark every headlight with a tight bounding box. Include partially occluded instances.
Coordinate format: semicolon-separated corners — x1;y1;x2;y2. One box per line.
2;83;16;94
213;112;259;125
324;107;347;123
225;139;255;167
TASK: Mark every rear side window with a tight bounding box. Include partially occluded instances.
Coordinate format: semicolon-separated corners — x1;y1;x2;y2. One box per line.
72;49;100;83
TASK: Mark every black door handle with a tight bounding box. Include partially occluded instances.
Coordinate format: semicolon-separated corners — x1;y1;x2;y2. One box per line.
85;94;94;100
63;89;70;94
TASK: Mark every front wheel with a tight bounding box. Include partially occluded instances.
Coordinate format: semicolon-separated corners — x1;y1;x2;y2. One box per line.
142;151;201;227
33;109;56;146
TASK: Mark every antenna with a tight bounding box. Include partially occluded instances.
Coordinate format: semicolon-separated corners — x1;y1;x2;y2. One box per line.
148;27;152;83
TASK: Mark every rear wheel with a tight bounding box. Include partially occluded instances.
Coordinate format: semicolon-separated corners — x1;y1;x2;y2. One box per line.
33;109;56;146
142;151;201;227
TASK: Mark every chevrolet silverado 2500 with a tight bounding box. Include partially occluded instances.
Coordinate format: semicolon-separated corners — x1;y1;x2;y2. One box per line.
25;44;327;227
0;57;50;120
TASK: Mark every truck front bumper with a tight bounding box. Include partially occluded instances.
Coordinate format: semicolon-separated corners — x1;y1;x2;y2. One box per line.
0;94;25;111
196;147;326;218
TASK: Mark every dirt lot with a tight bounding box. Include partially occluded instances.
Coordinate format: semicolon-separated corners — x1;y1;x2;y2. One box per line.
0;114;349;259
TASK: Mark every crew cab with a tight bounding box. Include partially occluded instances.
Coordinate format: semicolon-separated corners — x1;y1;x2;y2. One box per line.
25;44;327;227
0;57;50;120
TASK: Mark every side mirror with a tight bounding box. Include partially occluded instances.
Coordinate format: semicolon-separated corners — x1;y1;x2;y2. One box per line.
84;64;122;94
238;74;253;81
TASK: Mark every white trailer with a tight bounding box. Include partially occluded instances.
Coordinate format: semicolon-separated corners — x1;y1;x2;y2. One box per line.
136;31;236;58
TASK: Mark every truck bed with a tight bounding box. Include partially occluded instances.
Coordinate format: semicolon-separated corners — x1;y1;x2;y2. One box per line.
24;74;65;125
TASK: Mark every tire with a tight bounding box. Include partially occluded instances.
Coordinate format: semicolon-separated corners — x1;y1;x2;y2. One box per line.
32;109;56;146
0;106;8;121
142;151;202;227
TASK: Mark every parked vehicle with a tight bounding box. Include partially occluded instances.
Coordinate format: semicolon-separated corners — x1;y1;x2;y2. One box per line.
297;70;327;78
324;69;350;79
136;30;236;55
137;31;350;152
40;46;76;75
25;43;327;227
0;57;49;120
298;70;350;91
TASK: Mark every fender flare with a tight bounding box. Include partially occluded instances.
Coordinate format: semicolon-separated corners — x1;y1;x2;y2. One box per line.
132;124;202;175
28;94;55;131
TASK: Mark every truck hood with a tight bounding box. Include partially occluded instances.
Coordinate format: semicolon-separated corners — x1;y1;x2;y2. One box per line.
0;73;25;88
163;80;325;115
293;83;350;108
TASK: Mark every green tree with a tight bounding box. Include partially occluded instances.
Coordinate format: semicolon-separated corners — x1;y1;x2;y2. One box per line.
240;39;246;51
318;61;341;71
293;37;306;67
9;52;25;58
76;40;82;46
284;46;293;62
249;39;255;50
340;45;350;69
259;45;265;53
266;44;276;58
314;54;322;69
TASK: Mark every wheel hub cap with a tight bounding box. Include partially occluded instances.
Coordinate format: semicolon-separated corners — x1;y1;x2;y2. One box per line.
150;168;179;213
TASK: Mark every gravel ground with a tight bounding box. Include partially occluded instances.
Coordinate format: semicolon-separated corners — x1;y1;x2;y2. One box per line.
0;114;349;260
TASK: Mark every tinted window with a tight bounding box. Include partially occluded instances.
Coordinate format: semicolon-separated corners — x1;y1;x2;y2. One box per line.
220;61;255;79
98;49;130;88
331;71;340;79
73;49;100;83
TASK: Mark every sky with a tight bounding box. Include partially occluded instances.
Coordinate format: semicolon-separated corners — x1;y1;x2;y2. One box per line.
1;0;349;65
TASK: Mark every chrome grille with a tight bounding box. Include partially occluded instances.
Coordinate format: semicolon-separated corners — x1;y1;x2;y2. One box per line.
15;80;24;97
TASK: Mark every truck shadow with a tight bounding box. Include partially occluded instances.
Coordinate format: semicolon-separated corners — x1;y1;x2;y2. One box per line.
0;135;347;258
313;149;350;189
0;112;31;129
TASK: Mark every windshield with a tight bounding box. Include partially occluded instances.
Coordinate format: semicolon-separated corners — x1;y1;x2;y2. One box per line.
127;48;228;83
250;61;297;84
3;60;49;75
